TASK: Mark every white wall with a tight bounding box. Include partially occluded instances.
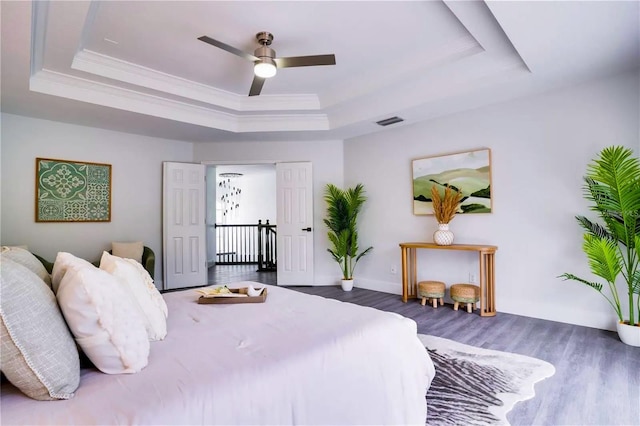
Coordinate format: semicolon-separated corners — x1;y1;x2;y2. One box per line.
344;69;640;331
215;166;276;225
0;113;193;286
194;140;344;285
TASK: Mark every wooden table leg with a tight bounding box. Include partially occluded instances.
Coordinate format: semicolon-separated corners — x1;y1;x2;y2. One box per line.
409;248;417;299
479;251;496;317
401;247;419;302
478;251;486;315
401;247;408;302
487;253;496;314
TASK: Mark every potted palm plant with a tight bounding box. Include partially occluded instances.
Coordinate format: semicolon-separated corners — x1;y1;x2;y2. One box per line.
324;183;373;291
559;146;640;346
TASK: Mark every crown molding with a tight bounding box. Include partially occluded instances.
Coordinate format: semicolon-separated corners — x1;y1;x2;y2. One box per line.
30;69;329;133
30;0;49;76
237;114;329;132
71;50;322;112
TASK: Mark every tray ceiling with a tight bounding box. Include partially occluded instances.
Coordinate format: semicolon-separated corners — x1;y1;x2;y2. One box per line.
1;1;638;142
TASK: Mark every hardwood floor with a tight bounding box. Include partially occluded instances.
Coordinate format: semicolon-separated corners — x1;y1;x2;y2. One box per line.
220;266;639;426
208;264;277;286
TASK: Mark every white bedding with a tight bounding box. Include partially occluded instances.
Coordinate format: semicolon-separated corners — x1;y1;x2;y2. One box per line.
1;282;435;425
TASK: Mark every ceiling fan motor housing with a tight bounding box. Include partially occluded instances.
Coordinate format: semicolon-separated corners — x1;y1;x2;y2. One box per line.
255;31;274;46
254;45;276;61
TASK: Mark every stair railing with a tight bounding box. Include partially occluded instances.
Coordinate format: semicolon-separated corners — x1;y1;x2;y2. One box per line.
215;220;277;270
257;220;277;271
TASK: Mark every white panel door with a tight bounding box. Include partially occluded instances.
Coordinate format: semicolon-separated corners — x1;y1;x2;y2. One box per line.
205;166;217;267
163;162;207;290
276;162;314;286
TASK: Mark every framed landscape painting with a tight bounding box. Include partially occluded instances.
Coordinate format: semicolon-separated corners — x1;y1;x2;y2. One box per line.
35;158;112;222
412;148;492;215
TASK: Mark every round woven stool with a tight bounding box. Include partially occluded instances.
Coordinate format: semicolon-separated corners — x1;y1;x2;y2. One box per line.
450;283;480;313
417;281;446;308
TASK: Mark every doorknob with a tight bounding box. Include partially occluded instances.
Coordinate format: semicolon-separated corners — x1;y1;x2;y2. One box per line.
301;227;312;232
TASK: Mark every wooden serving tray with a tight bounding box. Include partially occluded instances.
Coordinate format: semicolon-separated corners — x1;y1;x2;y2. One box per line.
197;287;267;304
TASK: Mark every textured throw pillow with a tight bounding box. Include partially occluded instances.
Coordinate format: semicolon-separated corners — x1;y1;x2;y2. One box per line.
51;252;96;294
99;251;168;341
56;258;149;374
1;246;52;287
123;257;168;318
0;256;80;400
112;241;144;263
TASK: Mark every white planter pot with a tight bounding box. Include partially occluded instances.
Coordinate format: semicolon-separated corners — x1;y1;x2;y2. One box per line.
433;223;454;246
341;279;354;292
616;321;640;347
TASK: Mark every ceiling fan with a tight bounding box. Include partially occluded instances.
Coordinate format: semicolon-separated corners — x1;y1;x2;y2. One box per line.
198;31;336;97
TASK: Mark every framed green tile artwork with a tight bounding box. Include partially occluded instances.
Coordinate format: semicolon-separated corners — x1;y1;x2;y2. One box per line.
35;158;112;222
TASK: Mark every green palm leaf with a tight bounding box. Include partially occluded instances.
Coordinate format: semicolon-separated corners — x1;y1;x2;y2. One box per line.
633;235;640;295
576;215;613;240
587;147;640;242
631;270;640;295
558;273;603;292
582;234;621;283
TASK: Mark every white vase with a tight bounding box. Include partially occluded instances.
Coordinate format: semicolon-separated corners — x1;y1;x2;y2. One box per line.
341;279;354;291
616;321;640;347
433;223;454;246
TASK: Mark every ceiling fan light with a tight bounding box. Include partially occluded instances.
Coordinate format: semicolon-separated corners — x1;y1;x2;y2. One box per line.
254;60;277;78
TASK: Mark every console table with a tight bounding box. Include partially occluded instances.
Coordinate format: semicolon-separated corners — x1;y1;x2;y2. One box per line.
399;242;498;317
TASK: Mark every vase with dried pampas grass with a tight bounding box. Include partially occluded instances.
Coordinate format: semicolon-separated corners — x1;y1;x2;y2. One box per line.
431;185;462;245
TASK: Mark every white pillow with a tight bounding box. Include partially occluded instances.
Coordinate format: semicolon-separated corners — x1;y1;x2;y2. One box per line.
0;257;79;400
99;251;167;341
1;246;51;287
56;259;149;374
122;257;168;318
51;252;95;294
112;241;144;263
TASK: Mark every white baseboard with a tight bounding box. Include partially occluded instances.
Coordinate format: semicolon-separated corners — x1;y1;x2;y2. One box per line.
312;274;342;286
312;275;403;294
498;295;617;331
353;277;403;295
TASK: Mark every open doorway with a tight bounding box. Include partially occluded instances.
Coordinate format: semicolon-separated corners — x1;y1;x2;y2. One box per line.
206;164;277;285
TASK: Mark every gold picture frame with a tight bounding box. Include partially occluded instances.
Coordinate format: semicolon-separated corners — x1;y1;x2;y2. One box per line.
35;157;112;222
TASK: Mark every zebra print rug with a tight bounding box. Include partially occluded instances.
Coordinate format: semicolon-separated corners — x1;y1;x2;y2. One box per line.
419;335;556;426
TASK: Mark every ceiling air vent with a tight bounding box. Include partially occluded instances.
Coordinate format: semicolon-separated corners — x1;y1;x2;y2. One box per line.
376;116;404;127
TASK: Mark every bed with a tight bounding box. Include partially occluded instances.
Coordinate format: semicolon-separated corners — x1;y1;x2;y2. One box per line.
1;281;434;425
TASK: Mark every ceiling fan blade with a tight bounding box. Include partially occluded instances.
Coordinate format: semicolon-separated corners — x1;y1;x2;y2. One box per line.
249;76;266;96
274;54;336;68
198;35;258;62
